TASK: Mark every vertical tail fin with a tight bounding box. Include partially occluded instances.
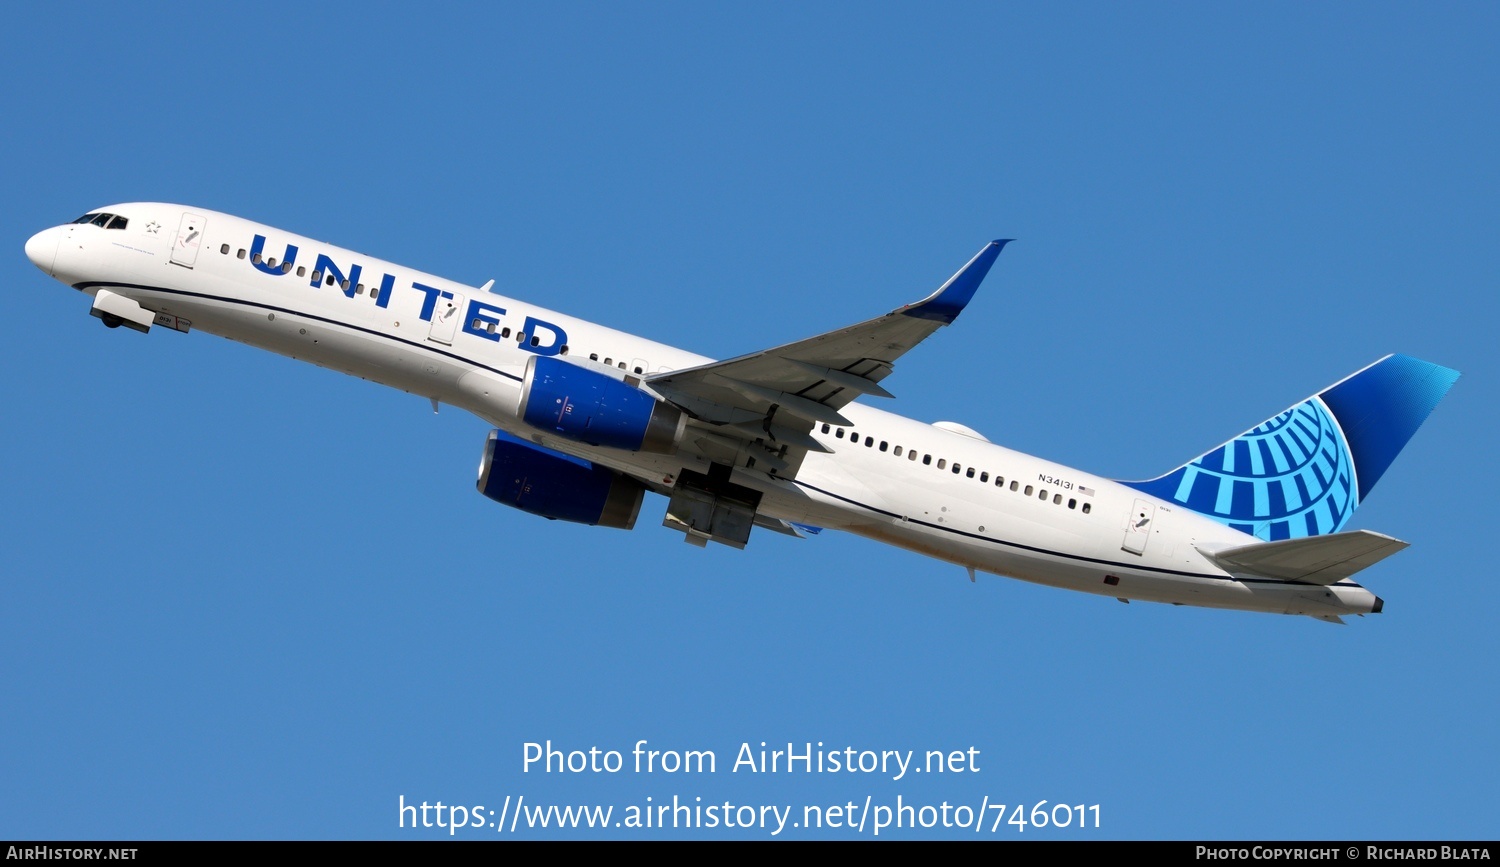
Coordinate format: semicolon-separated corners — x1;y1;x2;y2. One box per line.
1121;354;1459;541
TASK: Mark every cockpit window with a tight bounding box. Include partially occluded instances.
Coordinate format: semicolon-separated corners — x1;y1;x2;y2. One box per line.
74;212;127;229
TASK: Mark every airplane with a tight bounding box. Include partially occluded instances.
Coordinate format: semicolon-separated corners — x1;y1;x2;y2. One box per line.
25;204;1460;623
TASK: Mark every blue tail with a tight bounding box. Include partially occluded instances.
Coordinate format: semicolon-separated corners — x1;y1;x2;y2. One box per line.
1121;354;1459;541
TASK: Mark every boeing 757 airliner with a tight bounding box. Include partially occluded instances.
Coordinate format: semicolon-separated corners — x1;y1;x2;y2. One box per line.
25;205;1459;622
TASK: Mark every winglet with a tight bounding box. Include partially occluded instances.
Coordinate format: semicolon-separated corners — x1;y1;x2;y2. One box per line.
900;239;1012;324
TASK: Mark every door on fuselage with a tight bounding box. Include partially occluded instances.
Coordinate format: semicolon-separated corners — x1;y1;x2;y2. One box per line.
1122;498;1156;555
428;293;465;345
170;212;206;268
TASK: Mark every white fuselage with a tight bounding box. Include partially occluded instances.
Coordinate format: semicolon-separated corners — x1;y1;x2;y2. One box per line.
26;203;1382;619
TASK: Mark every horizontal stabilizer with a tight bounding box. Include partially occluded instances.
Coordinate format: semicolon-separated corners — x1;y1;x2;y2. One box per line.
1199;530;1408;585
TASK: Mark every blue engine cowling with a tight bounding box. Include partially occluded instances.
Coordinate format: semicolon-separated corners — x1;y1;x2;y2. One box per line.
476;429;645;529
518;355;684;453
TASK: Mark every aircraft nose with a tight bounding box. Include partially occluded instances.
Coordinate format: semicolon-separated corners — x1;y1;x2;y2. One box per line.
25;227;58;276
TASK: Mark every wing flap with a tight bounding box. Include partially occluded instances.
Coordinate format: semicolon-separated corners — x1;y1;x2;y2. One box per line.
1199;530;1409;585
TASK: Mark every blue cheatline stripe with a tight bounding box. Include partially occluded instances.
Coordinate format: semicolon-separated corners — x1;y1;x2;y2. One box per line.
74;281;524;383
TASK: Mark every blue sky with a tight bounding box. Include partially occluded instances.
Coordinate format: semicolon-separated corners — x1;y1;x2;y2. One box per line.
2;2;1496;840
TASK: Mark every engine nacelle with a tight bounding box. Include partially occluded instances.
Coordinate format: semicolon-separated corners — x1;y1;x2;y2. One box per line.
476;429;645;529
518;355;684;453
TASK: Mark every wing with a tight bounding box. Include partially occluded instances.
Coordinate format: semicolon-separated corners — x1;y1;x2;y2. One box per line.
646;240;1010;475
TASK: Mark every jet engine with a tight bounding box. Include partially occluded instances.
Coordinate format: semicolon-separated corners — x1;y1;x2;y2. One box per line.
476;429;645;529
518;355;684;453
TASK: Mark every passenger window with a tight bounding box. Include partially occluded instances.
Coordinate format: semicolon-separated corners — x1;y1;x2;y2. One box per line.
908;450;918;461
560;345;569;355
618;362;626;370
1053;494;1062;504
937;459;947;470
1010;480;1018;491
237;249;246;259
836;429;845;439
356;284;365;295
326;275;335;287
1024;485;1033;496
252;252;263;264
980;472;988;482
311;271;322;282
340;279;349;291
634;366;642;374
1082;503;1092;514
821;424;831;434
995;476;1003;487
1068;499;1077;509
220;244;230;254
472;318;482;329
952;463;961;474
604;358;612;365
590;353;599;361
267;258;277;269
516;332;526;343
1039;489;1048;500
501;328;511;338
296;266;306;277
893;445;902;456
865;436;873;447
923;454;931;465
879;441;888;452
967;468;976;479
487;322;497;334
